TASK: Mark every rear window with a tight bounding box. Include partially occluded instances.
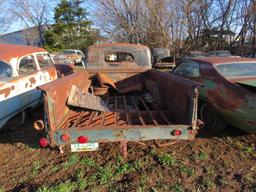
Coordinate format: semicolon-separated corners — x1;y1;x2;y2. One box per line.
0;60;12;79
105;52;134;62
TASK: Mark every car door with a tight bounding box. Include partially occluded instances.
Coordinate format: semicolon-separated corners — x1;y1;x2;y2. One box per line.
0;54;43;128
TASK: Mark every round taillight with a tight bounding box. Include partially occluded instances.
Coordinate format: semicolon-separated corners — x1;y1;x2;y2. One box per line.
39;138;49;147
61;133;70;142
77;136;88;144
172;129;182;136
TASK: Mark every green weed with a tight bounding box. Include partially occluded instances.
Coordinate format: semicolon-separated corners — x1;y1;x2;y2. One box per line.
196;151;208;161
115;163;134;175
169;183;184;192
81;157;96;168
201;177;215;190
62;154;79;169
50;165;59;173
32;160;41;177
139;175;149;189
38;180;77;192
133;159;144;170
158;154;176;167
97;166;114;184
178;163;195;177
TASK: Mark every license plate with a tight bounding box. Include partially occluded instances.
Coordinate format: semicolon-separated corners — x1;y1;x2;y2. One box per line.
71;143;99;152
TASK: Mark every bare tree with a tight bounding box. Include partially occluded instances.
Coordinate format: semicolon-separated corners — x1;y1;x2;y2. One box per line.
9;0;53;46
0;0;16;33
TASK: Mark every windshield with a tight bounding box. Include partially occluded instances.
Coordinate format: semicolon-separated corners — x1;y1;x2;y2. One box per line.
0;60;12;79
61;50;76;54
216;62;256;78
217;51;231;57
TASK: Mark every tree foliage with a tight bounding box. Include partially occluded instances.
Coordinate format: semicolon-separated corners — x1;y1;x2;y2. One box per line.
45;0;95;51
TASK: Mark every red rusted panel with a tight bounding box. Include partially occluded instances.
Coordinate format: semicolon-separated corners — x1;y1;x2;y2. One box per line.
39;71;90;130
0;44;46;63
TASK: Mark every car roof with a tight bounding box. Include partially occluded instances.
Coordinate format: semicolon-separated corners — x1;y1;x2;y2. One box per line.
0;44;46;63
89;42;149;50
190;57;256;65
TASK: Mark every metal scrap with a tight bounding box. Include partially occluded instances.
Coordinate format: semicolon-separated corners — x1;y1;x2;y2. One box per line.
67;85;110;112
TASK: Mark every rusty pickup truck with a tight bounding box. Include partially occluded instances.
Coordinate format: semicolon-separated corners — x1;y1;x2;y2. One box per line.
37;43;202;157
0;44;73;130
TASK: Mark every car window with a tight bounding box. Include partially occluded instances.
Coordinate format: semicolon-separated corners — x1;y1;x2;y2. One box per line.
0;60;12;79
216;62;256;77
61;50;76;54
173;60;200;77
77;51;83;56
18;55;36;75
105;52;134;62
36;53;54;69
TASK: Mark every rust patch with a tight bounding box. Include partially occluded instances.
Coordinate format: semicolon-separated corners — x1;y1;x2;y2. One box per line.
96;73;117;89
0;44;46;63
206;85;244;110
29;77;36;87
0;86;15;98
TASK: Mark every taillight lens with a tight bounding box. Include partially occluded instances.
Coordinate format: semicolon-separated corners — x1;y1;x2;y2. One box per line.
39;138;49;147
77;136;88;143
61;133;70;142
172;129;182;136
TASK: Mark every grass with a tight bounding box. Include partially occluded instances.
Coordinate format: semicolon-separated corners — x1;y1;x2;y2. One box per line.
178;163;195;177
38;180;77;192
138;175;149;190
196;151;208;161
62;154;79;169
201;177;215;190
0;188;5;192
81;157;96;168
157;154;176;167
50;165;59;173
97;166;114;184
169;183;184;192
75;169;88;190
115;162;134;175
32;160;41;177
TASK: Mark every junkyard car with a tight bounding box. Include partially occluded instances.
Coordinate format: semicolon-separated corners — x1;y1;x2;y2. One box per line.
0;44;73;130
153;56;176;69
172;57;256;133
54;49;85;67
205;50;231;57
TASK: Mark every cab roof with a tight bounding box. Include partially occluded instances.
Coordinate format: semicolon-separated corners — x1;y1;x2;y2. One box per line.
0;44;46;63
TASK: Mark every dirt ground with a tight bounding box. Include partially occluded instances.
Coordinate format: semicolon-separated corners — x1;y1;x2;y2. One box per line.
0;107;255;192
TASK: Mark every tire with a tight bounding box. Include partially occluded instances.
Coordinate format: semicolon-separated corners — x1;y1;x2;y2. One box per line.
200;103;226;133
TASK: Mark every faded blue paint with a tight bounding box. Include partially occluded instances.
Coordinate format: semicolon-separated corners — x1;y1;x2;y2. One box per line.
53;125;192;145
0;89;42;127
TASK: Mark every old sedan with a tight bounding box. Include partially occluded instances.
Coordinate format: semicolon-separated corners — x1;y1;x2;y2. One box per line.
172;57;256;133
0;44;73;130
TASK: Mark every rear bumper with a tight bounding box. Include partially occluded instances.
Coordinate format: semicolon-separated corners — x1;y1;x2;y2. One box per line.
50;125;197;146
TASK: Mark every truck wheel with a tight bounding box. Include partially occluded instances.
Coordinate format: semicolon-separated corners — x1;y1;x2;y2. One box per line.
200;103;226;133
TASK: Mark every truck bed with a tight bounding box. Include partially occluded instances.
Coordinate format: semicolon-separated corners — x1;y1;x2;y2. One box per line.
39;70;201;146
60;92;171;130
